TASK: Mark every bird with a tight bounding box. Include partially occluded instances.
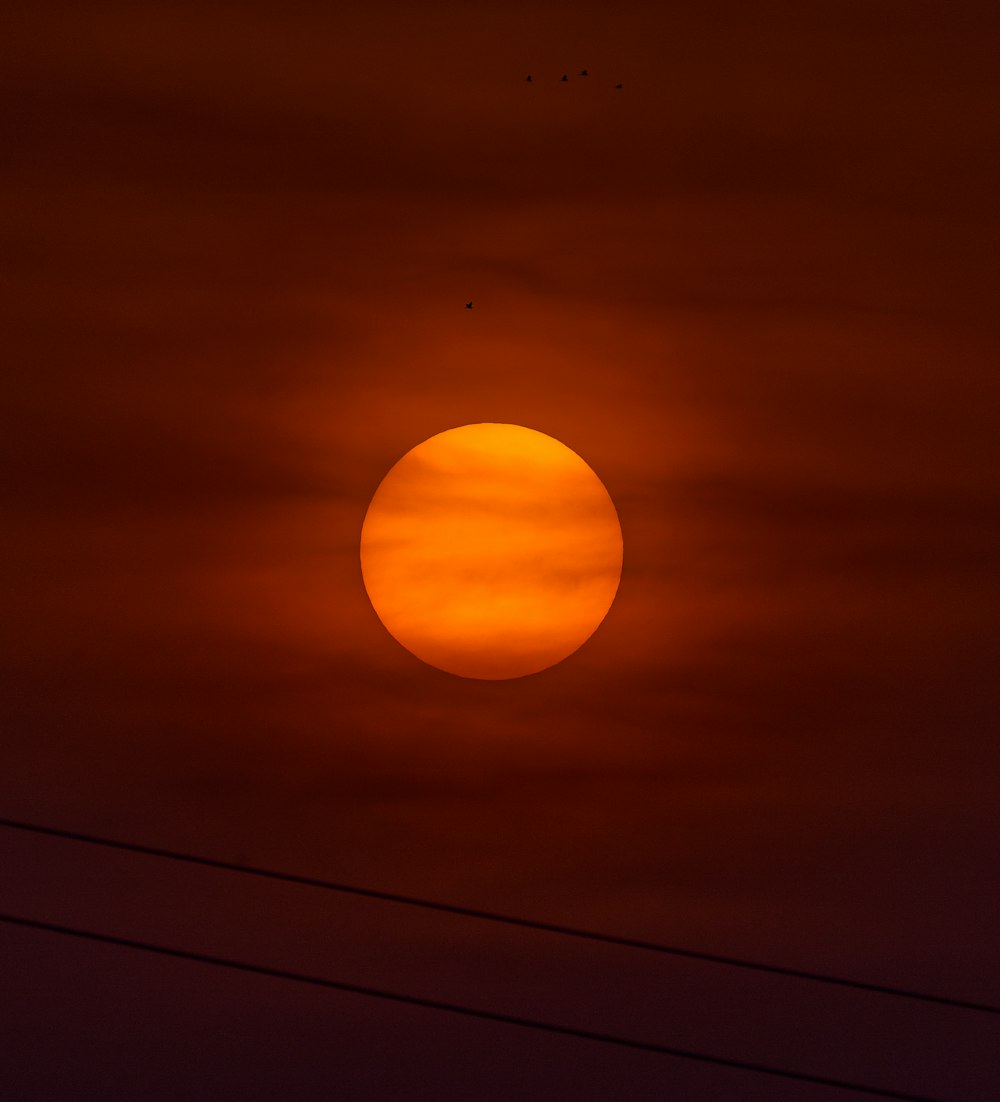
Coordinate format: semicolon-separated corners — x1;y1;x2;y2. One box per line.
465;301;473;309
580;69;589;76
560;74;568;82
614;83;623;89
525;74;532;82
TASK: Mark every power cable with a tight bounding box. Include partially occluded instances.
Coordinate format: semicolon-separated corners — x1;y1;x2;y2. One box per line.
0;910;953;1102
1;815;995;1016
1;815;1000;1018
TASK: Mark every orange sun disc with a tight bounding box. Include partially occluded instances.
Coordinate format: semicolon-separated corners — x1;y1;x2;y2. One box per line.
360;423;623;679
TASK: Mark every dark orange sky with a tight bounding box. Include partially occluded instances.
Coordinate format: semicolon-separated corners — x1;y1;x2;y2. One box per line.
3;2;999;1098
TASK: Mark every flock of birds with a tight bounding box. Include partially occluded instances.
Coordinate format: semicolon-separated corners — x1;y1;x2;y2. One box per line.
464;68;622;310
525;69;623;89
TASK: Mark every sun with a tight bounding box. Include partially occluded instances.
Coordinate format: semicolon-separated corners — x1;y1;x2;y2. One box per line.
360;423;623;679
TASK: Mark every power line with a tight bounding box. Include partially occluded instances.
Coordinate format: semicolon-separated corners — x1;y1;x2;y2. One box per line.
1;815;996;1016
0;910;952;1102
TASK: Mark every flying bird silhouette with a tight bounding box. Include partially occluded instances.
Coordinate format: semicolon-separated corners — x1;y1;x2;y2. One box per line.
465;301;473;309
525;74;532;82
560;74;568;82
580;69;589;76
614;83;623;89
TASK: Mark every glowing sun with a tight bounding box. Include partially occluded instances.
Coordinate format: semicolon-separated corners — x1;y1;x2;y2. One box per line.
360;423;623;679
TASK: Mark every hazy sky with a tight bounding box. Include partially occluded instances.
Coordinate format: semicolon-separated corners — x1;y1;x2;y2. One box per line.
3;2;999;1098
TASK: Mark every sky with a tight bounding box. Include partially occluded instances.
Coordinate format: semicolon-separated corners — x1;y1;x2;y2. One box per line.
2;1;999;1098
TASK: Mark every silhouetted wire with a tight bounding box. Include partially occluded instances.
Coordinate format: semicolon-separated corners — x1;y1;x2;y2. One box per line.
1;816;997;1016
0;911;952;1102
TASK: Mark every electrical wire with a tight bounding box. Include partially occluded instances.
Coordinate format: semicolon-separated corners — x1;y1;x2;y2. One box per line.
1;815;995;1016
0;910;953;1102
